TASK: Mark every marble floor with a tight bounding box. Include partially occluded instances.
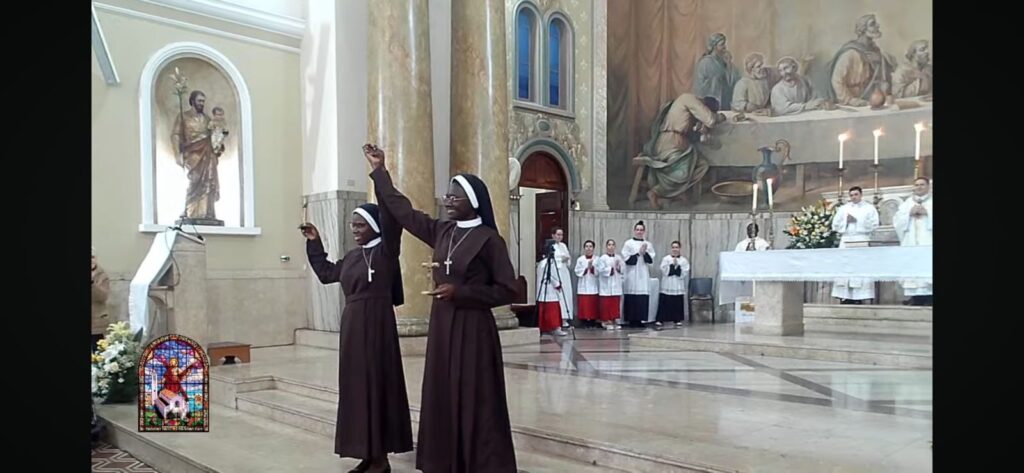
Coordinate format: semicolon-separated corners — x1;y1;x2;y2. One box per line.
204;329;931;472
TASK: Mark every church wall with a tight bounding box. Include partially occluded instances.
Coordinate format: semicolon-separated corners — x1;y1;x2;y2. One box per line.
92;3;306;345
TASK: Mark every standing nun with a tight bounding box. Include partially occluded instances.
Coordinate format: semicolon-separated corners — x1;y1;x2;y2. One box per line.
621;220;656;327
302;199;412;473
365;144;518;473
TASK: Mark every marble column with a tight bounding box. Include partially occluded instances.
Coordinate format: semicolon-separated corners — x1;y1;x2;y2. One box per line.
368;0;435;336
450;0;517;329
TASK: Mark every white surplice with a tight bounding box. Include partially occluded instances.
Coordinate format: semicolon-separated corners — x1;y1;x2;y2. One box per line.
596;253;624;296
621;238;656;295
893;193;933;296
659;255;689;295
574;255;600;295
552;242;574;320
830;200;880;300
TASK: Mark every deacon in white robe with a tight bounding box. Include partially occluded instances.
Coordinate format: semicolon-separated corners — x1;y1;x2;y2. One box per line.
574;240;601;325
621;221;656;326
831;187;880;303
550;228;575;325
656;241;689;327
596;239;625;330
893;177;933;304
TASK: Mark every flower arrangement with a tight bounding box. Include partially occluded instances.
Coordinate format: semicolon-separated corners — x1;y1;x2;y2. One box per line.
92;322;144;403
783;200;840;249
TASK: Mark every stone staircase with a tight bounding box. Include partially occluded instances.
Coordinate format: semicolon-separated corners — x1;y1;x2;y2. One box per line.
803;304;932;338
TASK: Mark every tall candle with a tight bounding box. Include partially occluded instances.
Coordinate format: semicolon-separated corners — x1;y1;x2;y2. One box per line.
837;133;849;168
751;182;758;212
914;122;925;161
872;128;882;165
766;178;774;208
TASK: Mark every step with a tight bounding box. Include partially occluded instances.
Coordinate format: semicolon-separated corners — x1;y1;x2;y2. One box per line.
98;402;623;473
234;387;727;473
803;304;932;323
295;327;539;354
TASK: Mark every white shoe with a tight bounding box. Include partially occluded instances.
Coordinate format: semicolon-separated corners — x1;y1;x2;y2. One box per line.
674;322;684;327
604;324;616;331
553;329;568;336
654;322;663;328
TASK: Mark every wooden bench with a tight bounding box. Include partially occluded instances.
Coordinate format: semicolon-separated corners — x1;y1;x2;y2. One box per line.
207;341;251;365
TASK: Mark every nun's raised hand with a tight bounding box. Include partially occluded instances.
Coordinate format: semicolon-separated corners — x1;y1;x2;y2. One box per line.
299;223;320;240
363;143;385;170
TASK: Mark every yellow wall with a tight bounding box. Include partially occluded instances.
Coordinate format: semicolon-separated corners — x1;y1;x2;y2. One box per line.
92;7;303;274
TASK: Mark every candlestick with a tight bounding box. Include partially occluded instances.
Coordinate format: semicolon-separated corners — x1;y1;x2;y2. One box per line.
751;182;758;213
871;163;882;208
872;128;882;165
914;122;925;179
766;178;774;209
837;167;846;205
302;196;309;224
419;261;440;295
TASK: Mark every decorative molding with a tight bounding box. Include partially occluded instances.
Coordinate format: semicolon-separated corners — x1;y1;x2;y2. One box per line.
138;0;305;39
511;112;585;194
92;4;120;85
138;224;262;235
93;3;301;54
138;42;258;235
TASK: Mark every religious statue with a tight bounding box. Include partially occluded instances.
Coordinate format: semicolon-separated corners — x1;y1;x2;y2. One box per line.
169;68;226;226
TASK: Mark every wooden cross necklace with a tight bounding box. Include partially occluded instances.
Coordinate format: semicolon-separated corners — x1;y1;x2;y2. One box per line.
444;226;476;275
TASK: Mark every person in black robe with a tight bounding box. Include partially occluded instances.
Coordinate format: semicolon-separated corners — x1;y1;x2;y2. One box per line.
302;200;412;473
363;144;518;473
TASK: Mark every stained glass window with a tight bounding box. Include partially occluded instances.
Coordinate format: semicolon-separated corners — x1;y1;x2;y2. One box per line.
517;8;536;101
138;334;210;432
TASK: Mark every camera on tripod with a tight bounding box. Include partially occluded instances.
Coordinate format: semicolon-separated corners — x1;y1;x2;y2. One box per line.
542;238;557;260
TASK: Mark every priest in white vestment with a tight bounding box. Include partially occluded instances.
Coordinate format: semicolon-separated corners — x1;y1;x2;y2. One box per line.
550;227;574;327
831;186;880;303
735;222;770;252
621;221;656;327
893;177;933;305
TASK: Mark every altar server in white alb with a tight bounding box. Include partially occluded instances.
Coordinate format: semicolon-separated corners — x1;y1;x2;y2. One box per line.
621;221;656;327
735;222;770;252
574;240;601;328
655;241;690;328
893;177;933;306
830;186;880;304
550;227;575;327
596;239;624;330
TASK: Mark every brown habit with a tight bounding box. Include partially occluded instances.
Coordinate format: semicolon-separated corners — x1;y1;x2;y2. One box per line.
371;167;518;472
306;199;413;460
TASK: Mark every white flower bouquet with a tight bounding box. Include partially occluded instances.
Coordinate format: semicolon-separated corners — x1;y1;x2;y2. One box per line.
91;322;144;403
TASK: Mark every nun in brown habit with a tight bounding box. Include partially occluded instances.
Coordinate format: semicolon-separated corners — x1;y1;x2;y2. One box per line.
302;199;412;473
363;144;518;473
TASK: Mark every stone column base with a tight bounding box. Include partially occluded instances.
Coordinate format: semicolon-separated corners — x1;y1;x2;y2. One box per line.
396;317;430;337
493;306;520;330
753;281;805;336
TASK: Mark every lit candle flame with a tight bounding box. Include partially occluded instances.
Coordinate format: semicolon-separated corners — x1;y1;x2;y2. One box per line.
873;128;883;137
914;122;926;133
838;133;850;142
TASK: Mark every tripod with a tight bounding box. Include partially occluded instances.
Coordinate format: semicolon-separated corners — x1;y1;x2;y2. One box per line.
537;253;576;340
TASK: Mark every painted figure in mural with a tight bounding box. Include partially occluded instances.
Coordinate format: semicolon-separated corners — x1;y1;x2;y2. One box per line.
637;93;726;209
826;14;895;106
171;90;224;224
892;40;932;98
732;52;775;115
771;57;834;116
155;355;203;401
693;33;740;111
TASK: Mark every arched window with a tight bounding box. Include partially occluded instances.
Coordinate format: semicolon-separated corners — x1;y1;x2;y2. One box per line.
546;15;572;110
516;6;538;102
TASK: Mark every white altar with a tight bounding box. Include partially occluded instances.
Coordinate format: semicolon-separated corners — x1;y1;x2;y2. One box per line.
719;246;932;336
